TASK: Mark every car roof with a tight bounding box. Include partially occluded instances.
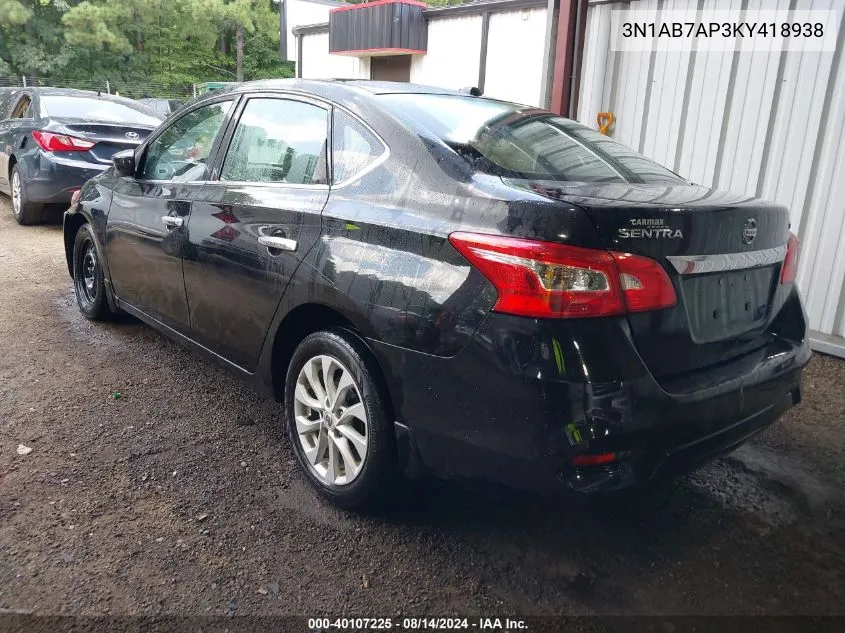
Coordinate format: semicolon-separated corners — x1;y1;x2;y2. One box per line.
200;79;474;103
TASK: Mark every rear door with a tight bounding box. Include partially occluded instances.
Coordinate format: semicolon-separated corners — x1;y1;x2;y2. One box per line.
0;89;16;189
184;94;330;370
0;90;31;190
106;97;236;332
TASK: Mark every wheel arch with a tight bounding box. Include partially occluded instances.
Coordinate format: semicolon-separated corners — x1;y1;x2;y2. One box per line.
63;212;88;278
268;302;396;424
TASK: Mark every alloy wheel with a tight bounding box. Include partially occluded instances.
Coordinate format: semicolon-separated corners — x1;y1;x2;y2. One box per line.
293;354;369;486
11;171;21;217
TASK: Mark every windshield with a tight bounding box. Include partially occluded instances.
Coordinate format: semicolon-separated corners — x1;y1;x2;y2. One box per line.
41;96;162;126
379;94;684;184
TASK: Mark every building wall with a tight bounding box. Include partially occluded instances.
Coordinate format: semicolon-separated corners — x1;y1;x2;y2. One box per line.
300;30;371;79
296;6;548;107
483;7;547;106
578;0;845;353
287;0;344;61
409;15;483;90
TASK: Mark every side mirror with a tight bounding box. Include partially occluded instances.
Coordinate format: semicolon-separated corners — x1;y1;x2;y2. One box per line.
113;149;136;177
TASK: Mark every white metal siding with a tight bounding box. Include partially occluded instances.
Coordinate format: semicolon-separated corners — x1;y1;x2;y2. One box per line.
483;8;547;106
287;0;341;61
300;31;371;79
410;15;483;89
579;0;845;353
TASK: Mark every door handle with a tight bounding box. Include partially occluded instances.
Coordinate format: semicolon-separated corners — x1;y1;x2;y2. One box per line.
161;215;184;228
258;235;298;252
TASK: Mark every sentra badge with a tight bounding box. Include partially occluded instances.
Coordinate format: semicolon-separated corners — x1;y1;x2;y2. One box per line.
618;218;683;239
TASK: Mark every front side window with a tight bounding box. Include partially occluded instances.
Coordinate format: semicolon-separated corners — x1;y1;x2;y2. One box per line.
220;98;328;185
139;100;232;182
332;109;385;185
379;93;685;184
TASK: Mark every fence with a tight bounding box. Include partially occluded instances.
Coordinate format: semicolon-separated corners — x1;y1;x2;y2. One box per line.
0;76;198;100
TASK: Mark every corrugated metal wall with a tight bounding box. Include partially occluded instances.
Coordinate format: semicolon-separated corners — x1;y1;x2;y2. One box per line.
579;0;845;355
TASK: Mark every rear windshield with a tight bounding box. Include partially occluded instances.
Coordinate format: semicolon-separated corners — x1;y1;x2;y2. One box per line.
379;94;685;184
41;96;162;126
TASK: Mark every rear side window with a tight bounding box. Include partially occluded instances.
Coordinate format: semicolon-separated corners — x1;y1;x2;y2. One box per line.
332;109;386;185
41;96;161;126
220;98;328;185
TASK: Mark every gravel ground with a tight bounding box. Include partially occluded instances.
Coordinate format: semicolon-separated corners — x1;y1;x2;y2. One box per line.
0;198;843;618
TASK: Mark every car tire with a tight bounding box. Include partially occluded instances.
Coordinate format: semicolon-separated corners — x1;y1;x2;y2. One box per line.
10;165;43;225
72;223;113;321
285;329;396;510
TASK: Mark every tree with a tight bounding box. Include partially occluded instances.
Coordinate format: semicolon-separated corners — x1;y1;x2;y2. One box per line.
1;0;294;91
0;0;74;78
200;0;280;82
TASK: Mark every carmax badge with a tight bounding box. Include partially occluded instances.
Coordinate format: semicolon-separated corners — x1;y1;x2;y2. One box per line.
618;218;683;239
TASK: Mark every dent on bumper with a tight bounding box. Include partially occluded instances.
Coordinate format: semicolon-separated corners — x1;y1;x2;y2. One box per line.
369;309;810;495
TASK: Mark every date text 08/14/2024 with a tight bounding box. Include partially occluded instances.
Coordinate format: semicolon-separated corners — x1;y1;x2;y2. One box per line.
307;617;528;630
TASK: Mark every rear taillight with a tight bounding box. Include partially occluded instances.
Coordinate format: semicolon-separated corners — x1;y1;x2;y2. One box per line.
612;251;678;313
571;452;617;467
780;232;799;285
448;232;676;319
31;130;95;152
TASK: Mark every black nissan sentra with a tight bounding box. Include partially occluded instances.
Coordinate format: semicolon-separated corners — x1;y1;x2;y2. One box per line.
0;87;162;225
63;80;809;509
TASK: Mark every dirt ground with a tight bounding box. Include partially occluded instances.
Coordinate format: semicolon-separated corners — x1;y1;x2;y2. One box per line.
0;197;843;619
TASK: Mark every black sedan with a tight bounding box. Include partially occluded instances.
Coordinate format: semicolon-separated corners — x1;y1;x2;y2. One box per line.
0;87;162;224
63;80;809;509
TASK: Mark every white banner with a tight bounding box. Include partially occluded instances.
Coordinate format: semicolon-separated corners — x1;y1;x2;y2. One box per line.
610;9;838;52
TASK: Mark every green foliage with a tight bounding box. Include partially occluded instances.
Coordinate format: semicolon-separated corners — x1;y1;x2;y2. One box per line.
0;0;293;95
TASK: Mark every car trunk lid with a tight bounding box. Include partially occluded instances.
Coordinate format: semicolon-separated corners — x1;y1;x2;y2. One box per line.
513;181;792;382
54;120;155;165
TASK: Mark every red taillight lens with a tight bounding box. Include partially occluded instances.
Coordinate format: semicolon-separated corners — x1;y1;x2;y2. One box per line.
611;251;677;313
31;130;95;152
571;452;617;466
448;232;676;318
780;233;799;285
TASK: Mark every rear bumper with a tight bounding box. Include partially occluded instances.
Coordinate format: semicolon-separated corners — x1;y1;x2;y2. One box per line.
21;152;110;204
370;291;810;495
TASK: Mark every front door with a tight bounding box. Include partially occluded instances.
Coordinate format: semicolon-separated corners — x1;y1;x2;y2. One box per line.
106;98;236;332
184;95;330;370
